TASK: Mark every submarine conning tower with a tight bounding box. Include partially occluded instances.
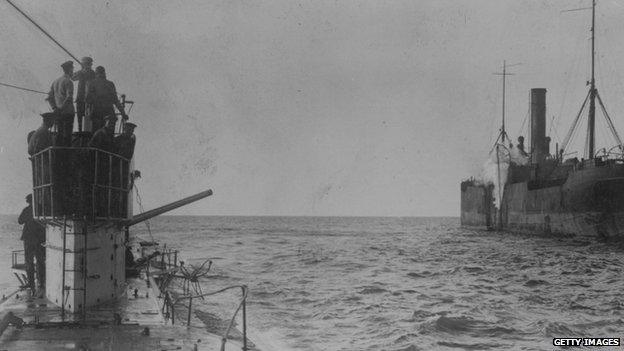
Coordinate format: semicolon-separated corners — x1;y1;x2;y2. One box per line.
30;145;213;315
530;88;548;164
31;146;133;313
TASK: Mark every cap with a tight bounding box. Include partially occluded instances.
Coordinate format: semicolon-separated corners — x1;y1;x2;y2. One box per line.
61;60;74;69
81;56;93;65
95;66;105;74
25;194;32;202
124;122;137;129
104;115;118;122
40;112;56;120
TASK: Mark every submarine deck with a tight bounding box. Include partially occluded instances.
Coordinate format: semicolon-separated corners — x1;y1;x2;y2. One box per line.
0;275;248;351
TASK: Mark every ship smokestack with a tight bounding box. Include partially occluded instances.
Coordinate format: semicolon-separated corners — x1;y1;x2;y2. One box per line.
530;88;547;163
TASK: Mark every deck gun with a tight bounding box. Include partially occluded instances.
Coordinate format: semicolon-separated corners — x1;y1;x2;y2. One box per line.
123;189;213;227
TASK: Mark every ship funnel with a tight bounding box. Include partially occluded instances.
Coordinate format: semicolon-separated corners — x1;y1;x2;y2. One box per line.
530;88;547;163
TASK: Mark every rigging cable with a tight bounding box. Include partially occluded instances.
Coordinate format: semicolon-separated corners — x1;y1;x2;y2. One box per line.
595;52;624;149
561;90;590;153
554;21;585;142
134;184;156;245
0;81;47;95
4;0;81;65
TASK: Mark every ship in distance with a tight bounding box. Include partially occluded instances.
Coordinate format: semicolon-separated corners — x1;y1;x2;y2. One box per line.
461;0;624;239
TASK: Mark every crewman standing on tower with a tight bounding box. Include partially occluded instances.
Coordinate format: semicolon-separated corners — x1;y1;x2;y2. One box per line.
85;66;127;132
114;122;136;160
88;114;117;152
18;194;46;294
47;60;74;146
27;113;55;156
72;56;96;132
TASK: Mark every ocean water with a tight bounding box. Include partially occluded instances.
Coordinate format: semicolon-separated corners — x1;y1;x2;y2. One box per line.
1;215;624;350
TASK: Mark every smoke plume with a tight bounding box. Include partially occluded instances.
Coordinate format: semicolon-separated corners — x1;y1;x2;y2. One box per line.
477;144;529;209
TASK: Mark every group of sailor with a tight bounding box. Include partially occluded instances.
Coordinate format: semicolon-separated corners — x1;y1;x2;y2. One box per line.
20;58;139;295
28;57;136;158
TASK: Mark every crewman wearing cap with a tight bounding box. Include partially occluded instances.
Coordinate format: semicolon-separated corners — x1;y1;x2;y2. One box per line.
88;114;117;152
47;60;75;146
72;56;96;132
86;66;127;132
18;194;46;294
114;122;137;160
28;112;55;156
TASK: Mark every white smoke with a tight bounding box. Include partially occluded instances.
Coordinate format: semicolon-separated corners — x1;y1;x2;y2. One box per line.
477;144;529;209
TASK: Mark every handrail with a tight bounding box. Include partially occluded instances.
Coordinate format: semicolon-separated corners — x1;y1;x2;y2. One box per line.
32;146;130;163
174;285;249;351
31;146;132;220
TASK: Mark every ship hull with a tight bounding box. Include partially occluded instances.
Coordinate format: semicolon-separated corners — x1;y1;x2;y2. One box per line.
460;161;624;239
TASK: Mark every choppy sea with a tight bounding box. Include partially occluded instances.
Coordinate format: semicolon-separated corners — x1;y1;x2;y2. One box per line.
1;215;624;350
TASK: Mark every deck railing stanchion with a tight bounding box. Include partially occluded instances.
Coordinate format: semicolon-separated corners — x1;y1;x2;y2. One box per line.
107;154;112;218
242;286;247;351
187;296;193;326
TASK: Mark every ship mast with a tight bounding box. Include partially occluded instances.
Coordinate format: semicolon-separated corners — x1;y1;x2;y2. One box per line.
501;61;508;143
588;0;596;158
560;0;624;158
492;60;517;147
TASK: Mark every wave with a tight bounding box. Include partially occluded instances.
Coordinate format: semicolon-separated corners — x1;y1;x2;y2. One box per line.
421;316;517;338
523;279;549;287
437;341;508;350
358;286;388;295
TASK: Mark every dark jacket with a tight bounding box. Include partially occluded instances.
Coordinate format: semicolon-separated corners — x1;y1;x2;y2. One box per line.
27;125;52;156
88;127;114;152
72;68;96;106
86;77;122;114
114;134;136;159
18;205;45;244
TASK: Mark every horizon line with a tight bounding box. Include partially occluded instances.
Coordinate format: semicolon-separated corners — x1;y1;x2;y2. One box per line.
0;213;459;219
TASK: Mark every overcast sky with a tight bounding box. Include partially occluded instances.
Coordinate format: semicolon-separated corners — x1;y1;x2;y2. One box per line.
1;0;624;216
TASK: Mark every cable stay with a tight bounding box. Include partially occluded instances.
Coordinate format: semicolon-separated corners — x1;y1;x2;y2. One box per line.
595;92;624;151
558;0;623;159
4;0;81;65
0;81;47;95
561;89;590;152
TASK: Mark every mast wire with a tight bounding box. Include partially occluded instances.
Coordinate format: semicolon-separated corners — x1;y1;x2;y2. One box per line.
134;184;155;244
4;0;81;65
0;81;47;95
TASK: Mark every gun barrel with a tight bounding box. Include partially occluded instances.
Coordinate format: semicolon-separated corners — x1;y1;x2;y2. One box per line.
125;189;213;227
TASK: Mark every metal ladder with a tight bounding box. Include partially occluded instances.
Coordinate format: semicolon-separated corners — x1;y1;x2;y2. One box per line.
60;216;88;320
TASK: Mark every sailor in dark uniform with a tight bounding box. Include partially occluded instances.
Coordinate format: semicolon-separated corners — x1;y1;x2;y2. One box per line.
114;122;136;160
85;66;127;132
88;115;117;152
71;56;96;132
47;60;74;146
27;112;55;156
18;194;45;293
88;115;118;216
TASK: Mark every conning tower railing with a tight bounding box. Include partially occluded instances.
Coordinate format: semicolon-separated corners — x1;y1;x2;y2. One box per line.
31;146;131;221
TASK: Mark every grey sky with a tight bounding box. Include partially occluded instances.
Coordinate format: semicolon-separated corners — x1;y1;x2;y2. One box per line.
1;0;623;216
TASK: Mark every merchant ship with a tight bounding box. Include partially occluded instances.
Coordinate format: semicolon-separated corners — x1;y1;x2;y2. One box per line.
460;0;624;239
